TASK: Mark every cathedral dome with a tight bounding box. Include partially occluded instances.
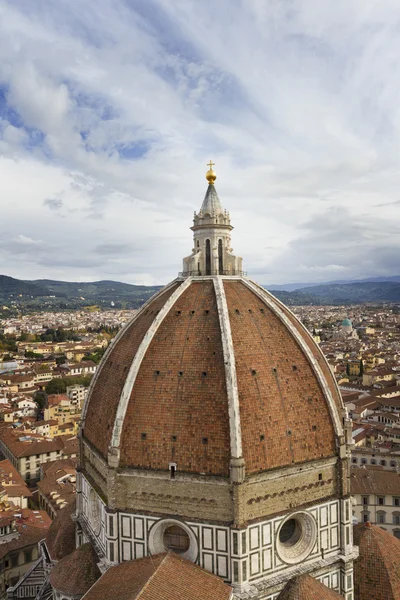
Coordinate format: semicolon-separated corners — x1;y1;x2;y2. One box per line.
82;276;344;478
77;165;354;599
341;318;352;327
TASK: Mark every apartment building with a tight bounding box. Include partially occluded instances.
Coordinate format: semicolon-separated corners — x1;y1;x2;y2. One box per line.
351;466;400;538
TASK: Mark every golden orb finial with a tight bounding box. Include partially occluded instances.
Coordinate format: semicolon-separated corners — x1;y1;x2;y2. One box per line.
206;160;216;184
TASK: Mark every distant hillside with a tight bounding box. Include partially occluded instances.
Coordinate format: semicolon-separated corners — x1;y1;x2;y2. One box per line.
294;281;400;304
1;274;400;312
266;275;400;292
0;275;45;297
267;289;319;306
30;279;162;302
0;275;162;310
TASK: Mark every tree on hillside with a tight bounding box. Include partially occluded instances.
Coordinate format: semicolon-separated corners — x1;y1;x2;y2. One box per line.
45;374;93;395
34;391;47;410
55;355;67;365
25;351;44;359
45;379;66;395
82;347;106;364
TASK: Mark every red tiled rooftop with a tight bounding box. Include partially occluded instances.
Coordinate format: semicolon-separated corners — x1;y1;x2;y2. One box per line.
81;552;232;600
353;522;400;599
277;574;342;599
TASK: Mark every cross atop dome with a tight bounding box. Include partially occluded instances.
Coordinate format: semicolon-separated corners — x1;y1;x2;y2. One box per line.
205;160;216;185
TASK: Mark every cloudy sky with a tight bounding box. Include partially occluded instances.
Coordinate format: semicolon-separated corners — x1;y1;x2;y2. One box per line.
0;0;399;286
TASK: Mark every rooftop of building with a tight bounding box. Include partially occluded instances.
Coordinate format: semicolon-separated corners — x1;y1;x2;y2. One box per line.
49;543;101;596
0;458;32;496
81;552;232;600
83;277;344;478
0;425;65;458
277;574;342;599
45;498;76;561
350;465;400;495
37;459;76;511
353;522;400;599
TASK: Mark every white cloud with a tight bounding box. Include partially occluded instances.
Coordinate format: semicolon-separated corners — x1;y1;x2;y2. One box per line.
14;235;44;245
0;0;399;285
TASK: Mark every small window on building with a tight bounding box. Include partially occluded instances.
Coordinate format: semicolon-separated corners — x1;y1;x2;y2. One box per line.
232;532;238;555
109;516;114;537
362;513;369;523
378;497;385;506
371;459;376;465
24;549;32;563
362;496;369;506
380;460;386;466
394;529;400;539
10;555;18;568
352;458;357;464
169;463;177;480
377;511;386;524
390;461;396;467
394;498;400;507
361;459;367;465
376;510;386;523
393;514;400;525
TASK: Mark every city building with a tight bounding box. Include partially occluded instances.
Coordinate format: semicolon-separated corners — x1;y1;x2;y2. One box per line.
0;426;67;485
0;509;51;598
66;384;87;408
0;459;32;509
44;394;81;425
351;467;400;537
37;458;77;519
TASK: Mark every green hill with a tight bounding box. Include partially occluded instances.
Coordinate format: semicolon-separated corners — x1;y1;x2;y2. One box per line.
1;275;400;312
0;275;162;310
295;281;400;304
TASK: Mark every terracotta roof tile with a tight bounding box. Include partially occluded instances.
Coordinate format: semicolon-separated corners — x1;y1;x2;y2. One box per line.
84;283;181;457
224;281;336;472
82;553;232;600
83;279;342;475
49;543;101;595
277;574;342;599
353;522;400;599
119;281;230;475
351;466;400;496
0;523;49;560
45;498;76;560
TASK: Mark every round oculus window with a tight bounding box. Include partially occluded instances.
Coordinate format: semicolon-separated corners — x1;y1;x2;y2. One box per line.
163;525;190;554
148;519;198;562
276;512;317;564
279;518;301;546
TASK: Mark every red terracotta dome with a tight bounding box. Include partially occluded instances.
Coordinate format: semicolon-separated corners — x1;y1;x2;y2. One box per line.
277;574;343;599
353;522;400;600
82;276;344;477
